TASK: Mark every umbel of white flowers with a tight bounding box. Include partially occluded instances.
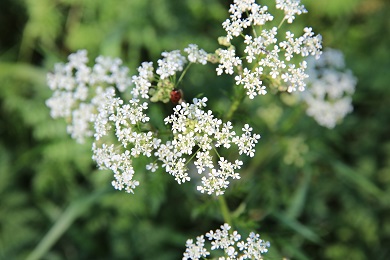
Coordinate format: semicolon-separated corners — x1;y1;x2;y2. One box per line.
218;0;322;98
46;0;326;195
183;223;270;260
46;48;260;195
301;48;357;128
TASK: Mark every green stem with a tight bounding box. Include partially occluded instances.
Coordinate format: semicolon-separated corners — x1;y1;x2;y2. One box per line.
218;195;233;226
185;147;201;166
278;17;286;29
176;63;192;88
212;145;221;158
26;188;110;260
280;105;305;132
217;68;248;227
225;84;246;121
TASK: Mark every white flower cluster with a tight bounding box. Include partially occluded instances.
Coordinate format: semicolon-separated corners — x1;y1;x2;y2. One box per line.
276;0;307;23
163;98;260;195
47;48;260;195
301;48;357;128
46;50;132;143
131;61;154;99
156;50;187;79
218;0;322;99
156;44;209;80
183;223;270;260
184;44;208;65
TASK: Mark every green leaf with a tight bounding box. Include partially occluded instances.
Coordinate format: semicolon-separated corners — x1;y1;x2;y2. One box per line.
286;169;311;219
333;162;385;201
272;211;322;244
26;188;110;260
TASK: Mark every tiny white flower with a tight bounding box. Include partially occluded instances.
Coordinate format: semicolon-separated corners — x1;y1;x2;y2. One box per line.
184;223;270;259
276;0;307;23
299;48;357;128
160;98;260;195
184;44;208;65
218;0;322;98
156;50;187;79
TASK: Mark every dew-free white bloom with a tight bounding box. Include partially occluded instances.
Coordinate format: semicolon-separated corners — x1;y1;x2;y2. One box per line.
234;67;266;99
45;90;75;119
216;49;242;75
46;50;133;143
91;91;159;193
276;0;307;23
279;27;322;61
92;143;140;194
233;124;261;158
301;48;357;128
47;50;260;195
91;55;131;92
223;1;273;42
91;87;117;140
183;235;210;260
156;50;187;79
131;61;154;99
66;103;95;143
146;162;158;172
184;44;208;65
183;223;270;259
46;50;158;193
218;0;322;98
161;97;260;196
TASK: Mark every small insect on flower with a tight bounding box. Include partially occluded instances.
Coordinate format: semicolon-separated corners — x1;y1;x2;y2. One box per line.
170;88;183;104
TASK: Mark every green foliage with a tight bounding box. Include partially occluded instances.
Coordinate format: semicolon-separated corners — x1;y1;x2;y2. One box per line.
1;0;390;259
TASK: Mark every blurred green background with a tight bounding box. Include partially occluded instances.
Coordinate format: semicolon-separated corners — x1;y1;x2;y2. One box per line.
1;0;390;259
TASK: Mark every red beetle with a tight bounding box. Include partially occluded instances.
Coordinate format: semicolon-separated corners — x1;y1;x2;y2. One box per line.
170;88;183;104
